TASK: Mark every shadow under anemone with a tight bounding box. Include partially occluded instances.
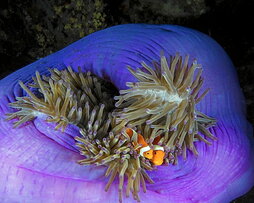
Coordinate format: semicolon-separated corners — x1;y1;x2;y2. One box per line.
0;24;253;203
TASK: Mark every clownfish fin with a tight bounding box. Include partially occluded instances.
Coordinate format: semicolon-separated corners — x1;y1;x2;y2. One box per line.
153;135;161;145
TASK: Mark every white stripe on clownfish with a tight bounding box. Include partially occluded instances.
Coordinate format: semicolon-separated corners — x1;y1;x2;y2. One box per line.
139;145;152;157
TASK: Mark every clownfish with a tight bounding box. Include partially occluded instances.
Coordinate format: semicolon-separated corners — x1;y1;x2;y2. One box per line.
151;135;165;166
125;128;153;159
125;128;165;165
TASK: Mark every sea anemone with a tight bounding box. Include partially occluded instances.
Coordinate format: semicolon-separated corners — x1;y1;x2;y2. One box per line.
114;54;217;162
0;24;253;203
6;67;115;131
6;53;218;202
5;67;156;202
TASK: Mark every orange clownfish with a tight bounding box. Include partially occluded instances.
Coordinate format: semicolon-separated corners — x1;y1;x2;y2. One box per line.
125;128;153;159
152;135;165;166
125;128;165;166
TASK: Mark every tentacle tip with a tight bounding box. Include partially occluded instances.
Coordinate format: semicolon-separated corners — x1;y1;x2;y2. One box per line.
146;120;152;125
